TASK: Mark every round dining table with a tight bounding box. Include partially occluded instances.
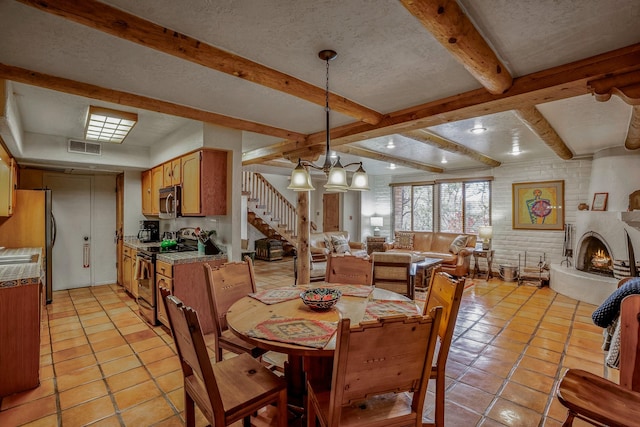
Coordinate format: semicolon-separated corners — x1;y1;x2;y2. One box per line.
226;286;416;408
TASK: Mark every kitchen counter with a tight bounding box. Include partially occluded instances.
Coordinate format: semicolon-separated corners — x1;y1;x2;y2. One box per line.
0;247;43;288
156;251;227;265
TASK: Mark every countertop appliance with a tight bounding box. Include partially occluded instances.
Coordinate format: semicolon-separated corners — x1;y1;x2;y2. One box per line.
0;189;55;303
137;220;160;243
159;185;181;219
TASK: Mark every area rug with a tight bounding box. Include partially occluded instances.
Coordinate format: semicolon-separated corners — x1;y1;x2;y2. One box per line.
246;317;337;348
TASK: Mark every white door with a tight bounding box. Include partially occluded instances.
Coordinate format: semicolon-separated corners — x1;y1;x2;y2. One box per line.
45;174;92;290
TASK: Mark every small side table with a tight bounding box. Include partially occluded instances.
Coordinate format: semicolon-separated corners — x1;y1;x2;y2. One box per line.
472;249;494;280
366;236;386;255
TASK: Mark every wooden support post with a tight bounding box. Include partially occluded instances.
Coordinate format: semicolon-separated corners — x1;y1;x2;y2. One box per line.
297;191;310;285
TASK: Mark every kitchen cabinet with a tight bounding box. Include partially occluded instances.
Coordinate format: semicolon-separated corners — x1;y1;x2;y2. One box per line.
150;165;163;215
163;158;181;187
155;260;173;328
160;257;225;333
141;169;152;215
121;245;138;298
181;149;227;216
0;282;41;396
0;148;16;217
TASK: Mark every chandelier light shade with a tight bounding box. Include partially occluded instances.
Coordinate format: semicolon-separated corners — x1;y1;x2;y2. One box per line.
288;50;369;192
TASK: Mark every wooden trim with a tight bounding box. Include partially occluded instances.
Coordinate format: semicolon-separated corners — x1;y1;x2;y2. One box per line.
401;129;501;167
389;181;435;187
0;63;306;142
242;43;640;164
626;106;640;150
435;176;494;184
400;0;512;94
17;0;383;125
515;107;574;160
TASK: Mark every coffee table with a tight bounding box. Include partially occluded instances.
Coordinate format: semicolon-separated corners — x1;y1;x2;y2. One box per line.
413;257;443;291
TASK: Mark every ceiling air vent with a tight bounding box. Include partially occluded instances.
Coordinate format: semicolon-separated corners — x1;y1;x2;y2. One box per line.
68;139;101;156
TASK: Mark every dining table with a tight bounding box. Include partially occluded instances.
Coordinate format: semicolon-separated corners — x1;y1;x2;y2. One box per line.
226;283;420;409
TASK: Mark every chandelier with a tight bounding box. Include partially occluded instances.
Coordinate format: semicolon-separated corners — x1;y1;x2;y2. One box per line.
287;50;369;192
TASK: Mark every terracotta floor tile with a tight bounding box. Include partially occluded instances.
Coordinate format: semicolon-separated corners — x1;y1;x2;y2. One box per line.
459;366;505;395
52;343;93;363
83;322;116;336
106;366;152;392
84;414;123;427
145;355;181;378
51;335;89;352
57;366;104;391
138;345;177;366
61;395;115;426
472;354;514;378
123;328;157;344
510;366;556;394
487;397;543;427
155;369;183;393
59;379;109;410
530;336;566;353
95;343;135;364
518;355;561;378
130;335;166;353
0;395;57;426
446;381;495;414
101;354;142;377
90;335;128;352
0;378;55;410
54;353;98;375
524;346;562;364
119;395;176;426
113;380;162;410
20;413;59;427
499;381;549;413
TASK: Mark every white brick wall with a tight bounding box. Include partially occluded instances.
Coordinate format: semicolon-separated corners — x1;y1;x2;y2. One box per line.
364;157;594;274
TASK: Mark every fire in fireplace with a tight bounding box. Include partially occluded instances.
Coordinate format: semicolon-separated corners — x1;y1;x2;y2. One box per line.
577;232;613;277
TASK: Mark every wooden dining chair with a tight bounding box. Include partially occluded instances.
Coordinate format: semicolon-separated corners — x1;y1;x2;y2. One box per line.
325;254;373;285
203;258;267;362
372;252;415;299
421;269;465;427
555;294;640;426
159;287;288;427
306;307;443;427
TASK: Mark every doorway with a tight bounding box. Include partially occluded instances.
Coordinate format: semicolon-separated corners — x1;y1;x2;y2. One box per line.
323;193;340;231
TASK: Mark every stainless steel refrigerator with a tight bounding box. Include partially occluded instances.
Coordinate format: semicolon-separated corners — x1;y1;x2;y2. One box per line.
0;189;56;302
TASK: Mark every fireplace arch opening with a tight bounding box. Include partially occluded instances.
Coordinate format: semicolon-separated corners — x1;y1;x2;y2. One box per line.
576;232;613;277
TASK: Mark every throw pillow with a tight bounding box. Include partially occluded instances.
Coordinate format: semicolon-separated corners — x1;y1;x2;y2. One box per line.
324;237;334;253
331;235;351;254
394;231;415;250
449;235;469;254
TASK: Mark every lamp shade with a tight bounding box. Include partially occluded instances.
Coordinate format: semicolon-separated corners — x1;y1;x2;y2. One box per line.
287;162;315;191
370;217;383;228
350;164;370;191
478;226;493;240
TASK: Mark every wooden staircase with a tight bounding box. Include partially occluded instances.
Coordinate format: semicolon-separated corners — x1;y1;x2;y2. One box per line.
242;171;301;255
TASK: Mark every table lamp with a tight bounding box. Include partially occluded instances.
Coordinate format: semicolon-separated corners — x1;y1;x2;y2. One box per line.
478;226;493;250
371;216;383;236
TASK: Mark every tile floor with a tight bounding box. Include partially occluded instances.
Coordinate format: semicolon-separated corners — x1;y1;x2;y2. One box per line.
0;257;607;426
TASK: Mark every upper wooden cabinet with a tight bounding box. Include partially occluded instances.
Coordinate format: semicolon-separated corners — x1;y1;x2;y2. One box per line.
150;165;163;216
142;148;227;217
141;169;152;215
181;149;227;216
0;146;16;217
163;159;181;187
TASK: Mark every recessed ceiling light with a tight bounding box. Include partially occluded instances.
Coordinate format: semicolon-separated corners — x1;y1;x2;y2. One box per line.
388;163;396;169
386;139;395;149
511;146;522;155
85;106;137;144
441;158;448;164
470;126;486;134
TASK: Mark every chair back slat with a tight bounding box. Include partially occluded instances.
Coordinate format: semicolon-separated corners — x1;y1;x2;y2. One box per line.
331;308;442;412
204;259;256;332
423;270;465;367
325;254;373;285
620;294;640;391
162;291;224;409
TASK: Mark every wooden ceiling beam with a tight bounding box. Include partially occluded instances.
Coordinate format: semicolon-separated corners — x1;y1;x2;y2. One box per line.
626;106;640;150
515;107;573;160
243;43;640;164
0;63;306;142
17;0;383;125
400;0;512;94
334;145;444;173
587;70;640;105
401;130;501;167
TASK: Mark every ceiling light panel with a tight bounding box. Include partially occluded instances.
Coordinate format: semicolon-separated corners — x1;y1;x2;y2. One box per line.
85;106;138;144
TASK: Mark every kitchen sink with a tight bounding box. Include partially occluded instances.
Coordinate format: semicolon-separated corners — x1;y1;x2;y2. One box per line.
0;254;39;265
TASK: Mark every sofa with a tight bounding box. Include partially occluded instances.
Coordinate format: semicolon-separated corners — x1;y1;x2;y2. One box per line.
383;231;477;277
309;231;367;281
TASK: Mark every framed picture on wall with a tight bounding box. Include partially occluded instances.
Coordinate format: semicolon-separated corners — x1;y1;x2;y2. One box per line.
512;180;565;230
592;192;608;211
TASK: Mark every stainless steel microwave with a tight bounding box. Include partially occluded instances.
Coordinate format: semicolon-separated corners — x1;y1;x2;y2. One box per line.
159;185;181;219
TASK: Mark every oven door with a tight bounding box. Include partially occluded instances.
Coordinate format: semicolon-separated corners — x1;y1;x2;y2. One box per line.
136;253;157;325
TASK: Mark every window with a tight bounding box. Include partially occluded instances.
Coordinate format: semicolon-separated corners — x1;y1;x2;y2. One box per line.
392;184;433;231
392;179;491;233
